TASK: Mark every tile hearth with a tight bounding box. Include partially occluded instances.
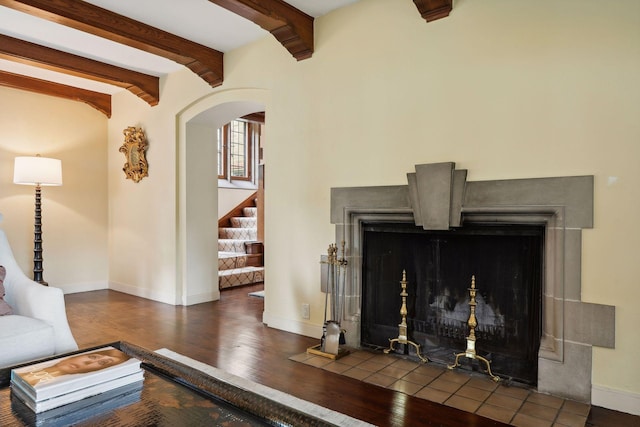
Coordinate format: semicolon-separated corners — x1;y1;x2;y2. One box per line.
290;349;590;427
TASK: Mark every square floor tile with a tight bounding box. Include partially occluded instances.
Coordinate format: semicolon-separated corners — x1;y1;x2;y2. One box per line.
511;412;553;427
402;370;437;386
414;386;452;404
560;400;590;417
378;365;412;379
456;384;492;401
322;361;353;374
356;359;388;372
519;401;560;421
445;395;482;413
413;364;447;377
342;367;374;381
485;392;525;411
554;410;587;427
302;355;334;368
289;352;313;362
494;384;531;400
364;372;397;388
467;376;500;392
390;358;423;371
527;393;565;409
389;379;424;395
347;350;378;360
367;353;399;366
430;377;464;394
336;353;370;366
476;403;516;424
440;370;472;385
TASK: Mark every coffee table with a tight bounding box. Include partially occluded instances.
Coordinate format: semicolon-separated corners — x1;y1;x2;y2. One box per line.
0;341;333;426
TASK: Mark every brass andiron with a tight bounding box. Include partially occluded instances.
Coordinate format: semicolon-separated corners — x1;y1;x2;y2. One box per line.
384;270;428;363
448;275;500;382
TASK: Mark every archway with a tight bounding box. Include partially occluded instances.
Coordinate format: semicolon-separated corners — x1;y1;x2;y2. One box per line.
177;89;269;305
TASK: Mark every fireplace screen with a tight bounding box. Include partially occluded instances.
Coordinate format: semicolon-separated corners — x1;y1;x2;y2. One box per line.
361;222;543;385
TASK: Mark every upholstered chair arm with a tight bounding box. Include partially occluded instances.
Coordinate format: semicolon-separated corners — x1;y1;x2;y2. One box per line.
7;274;78;354
0;230;78;354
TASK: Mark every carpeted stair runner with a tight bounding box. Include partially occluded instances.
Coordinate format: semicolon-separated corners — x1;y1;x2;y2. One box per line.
218;206;264;288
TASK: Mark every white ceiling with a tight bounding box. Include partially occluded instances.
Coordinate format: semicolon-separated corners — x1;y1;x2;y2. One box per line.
0;0;361;94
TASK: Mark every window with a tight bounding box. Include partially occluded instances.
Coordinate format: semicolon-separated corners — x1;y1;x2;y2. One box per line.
217;118;261;182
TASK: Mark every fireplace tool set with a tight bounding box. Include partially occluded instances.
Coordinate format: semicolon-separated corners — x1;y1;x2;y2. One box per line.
308;242;349;359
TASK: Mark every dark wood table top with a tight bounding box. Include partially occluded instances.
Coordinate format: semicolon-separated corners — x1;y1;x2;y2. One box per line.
0;341;338;427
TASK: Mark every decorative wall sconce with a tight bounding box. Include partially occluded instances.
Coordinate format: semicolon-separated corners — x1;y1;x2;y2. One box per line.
119;126;148;183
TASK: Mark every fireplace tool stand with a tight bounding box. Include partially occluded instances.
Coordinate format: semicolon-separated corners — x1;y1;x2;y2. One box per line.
448;275;500;382
307;242;350;360
384;270;428;363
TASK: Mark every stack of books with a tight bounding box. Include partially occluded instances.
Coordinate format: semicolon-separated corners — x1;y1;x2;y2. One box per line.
10;346;144;415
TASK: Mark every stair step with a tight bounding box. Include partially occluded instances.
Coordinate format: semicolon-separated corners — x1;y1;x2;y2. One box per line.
218;252;248;270
230;217;257;228
219;266;264;289
243;207;258;218
219;227;257;240
218;239;248;253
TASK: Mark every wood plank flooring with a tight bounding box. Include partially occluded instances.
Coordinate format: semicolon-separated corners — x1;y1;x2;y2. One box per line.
64;285;638;427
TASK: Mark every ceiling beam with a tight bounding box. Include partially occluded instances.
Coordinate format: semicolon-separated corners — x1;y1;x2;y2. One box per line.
413;0;453;22
209;0;313;60
0;70;111;117
0;34;159;105
0;0;224;87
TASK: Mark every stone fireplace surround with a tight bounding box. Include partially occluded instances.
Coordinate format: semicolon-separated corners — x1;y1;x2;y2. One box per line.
330;162;615;403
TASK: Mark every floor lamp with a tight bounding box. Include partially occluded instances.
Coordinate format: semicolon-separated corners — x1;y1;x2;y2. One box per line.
13;155;63;286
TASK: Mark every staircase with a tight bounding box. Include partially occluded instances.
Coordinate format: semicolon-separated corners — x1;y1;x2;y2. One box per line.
218;195;264;289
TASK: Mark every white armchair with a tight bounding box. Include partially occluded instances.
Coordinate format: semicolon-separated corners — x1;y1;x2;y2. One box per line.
0;229;78;367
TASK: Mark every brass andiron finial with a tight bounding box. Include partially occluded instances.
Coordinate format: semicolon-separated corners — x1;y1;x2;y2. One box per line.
448;275;500;382
384;270;428;363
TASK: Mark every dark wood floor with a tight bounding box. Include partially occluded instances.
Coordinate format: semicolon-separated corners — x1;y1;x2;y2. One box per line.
64;285;638;427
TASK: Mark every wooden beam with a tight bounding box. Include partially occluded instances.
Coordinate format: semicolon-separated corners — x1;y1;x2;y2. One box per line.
413;0;453;22
0;70;111;117
0;0;224;87
209;0;313;60
0;34;159;106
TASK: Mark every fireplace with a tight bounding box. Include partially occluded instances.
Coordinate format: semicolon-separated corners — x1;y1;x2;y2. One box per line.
361;222;543;385
330;162;615;403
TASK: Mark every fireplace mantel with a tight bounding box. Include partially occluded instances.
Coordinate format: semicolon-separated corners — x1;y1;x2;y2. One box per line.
330;162;615;403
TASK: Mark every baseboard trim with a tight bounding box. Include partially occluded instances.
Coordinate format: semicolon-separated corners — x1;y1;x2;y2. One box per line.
108;281;176;305
592;384;640;416
262;311;323;339
60;281;108;294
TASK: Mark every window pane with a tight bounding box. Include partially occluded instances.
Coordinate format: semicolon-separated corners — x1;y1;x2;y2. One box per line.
229;120;247;178
217;127;224;177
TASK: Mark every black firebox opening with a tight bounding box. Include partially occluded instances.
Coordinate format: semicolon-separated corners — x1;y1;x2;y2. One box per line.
361;221;543;385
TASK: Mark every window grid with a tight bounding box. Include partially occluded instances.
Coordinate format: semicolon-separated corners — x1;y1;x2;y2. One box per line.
229;120;248;179
218;119;257;182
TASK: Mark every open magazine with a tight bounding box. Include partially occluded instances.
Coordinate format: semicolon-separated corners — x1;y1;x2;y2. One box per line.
11;346;142;403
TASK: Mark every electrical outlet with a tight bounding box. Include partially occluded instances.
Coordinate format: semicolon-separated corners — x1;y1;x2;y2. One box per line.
301;303;310;319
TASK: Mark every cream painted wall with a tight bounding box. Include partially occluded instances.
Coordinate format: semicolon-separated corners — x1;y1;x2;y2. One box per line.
105;0;639;411
107;71;215;304
0;87;108;291
218;188;256;219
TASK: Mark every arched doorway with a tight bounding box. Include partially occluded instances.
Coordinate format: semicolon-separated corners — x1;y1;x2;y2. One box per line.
177;89;269;305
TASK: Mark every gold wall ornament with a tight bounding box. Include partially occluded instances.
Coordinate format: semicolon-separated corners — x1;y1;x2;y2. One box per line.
119;126;149;182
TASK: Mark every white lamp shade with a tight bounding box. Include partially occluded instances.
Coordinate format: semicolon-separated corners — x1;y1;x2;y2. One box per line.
13;156;63;186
